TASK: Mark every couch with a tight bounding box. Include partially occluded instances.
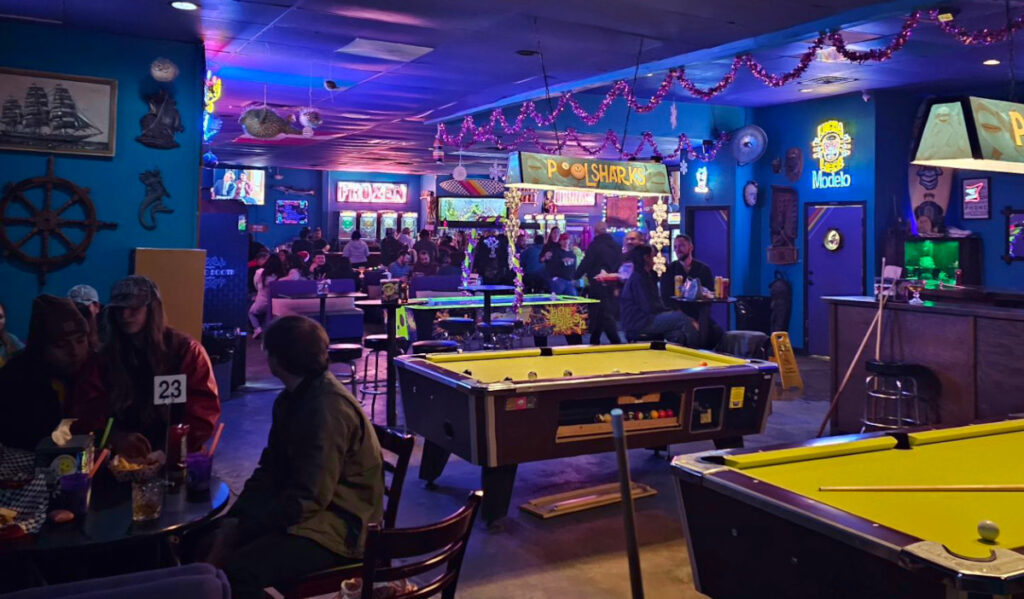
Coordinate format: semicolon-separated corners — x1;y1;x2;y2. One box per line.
268;279;364;341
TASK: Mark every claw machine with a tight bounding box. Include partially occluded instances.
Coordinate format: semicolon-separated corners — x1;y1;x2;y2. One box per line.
358;211;379;241
380;211;399;236
338;210;358;240
400;211;418;234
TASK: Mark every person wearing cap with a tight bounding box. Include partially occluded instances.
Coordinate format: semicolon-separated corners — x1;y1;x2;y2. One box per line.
68;284;102;350
71;276;220;459
0;295;90;451
545;233;579;296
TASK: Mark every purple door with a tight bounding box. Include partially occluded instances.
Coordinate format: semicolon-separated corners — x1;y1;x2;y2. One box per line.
805;204;864;355
688;208;730;329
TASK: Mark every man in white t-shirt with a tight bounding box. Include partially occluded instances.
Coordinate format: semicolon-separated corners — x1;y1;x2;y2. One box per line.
342;231;370;267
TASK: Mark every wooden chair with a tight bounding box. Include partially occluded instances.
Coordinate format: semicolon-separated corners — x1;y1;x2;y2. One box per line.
268;425;415;599
357;491;483;599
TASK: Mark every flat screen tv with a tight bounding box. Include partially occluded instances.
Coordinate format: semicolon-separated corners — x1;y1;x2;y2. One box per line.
275;199;309;225
211;168;266;205
438;197;507;222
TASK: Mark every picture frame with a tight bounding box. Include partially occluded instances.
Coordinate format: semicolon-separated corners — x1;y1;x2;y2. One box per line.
0;67;117;157
1003;207;1024;264
962;177;991;220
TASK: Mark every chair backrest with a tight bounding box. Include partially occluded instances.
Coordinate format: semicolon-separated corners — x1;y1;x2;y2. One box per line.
408;275;461;298
360;491;482;599
373;424;414;529
327;278;356;293
269;278;317;297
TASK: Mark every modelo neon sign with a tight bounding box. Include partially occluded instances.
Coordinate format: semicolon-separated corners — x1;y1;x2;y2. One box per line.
811;120;853;190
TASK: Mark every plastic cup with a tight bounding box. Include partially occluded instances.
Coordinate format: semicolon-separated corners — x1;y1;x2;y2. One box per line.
185;453;213;495
131;480;164;522
59;473;91;516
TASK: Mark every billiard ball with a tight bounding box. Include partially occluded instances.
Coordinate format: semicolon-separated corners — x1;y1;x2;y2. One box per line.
463;369;473;375
979;520;1000;543
649;410;659;419
527;371;538;380
636;412;645;420
666;409;675;417
699;361;708;367
626;411;635;420
563;369;573;377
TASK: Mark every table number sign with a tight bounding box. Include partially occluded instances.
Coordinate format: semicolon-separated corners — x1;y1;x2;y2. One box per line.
154;374;187;405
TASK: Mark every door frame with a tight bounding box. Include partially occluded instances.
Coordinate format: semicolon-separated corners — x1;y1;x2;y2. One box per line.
803;201;866;352
685;205;731;328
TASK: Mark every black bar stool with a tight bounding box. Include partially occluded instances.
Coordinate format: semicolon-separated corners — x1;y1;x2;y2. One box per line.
410;339;460;354
480;320;516;349
360;334;408;420
438;317;475;349
862;361;932;431
327;343;362;396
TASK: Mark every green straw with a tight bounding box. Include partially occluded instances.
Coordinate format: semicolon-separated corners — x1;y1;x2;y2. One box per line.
99;417;113;449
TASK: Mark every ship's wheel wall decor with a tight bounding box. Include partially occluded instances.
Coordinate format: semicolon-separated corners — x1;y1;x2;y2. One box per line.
0;156;117;286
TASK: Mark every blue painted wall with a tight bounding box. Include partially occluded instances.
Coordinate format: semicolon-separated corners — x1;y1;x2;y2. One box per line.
0;22;203;339
752;93;876;349
243;167;323;250
326;171;422;240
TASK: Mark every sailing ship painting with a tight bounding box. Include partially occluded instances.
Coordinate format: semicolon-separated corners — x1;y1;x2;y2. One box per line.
0;68;117;156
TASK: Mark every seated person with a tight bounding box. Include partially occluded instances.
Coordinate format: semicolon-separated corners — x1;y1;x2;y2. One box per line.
0;300;25;367
311;227;330;253
0;296;89;450
437;250;461;276
520;234;548;293
291;227;314;257
72;276;220;457
379;228;404;267
411;249;438;276
201;316;383;599
285;253;309;280
659;234;723;349
387;250;413;279
545;233;578;296
619;245;698;347
310;251;335;280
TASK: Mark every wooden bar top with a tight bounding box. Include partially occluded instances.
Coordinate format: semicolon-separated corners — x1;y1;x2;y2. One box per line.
823;295;1024;322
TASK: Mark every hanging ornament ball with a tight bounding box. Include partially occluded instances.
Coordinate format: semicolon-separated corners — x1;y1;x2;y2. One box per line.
302;126;314;138
150;58;179;82
299;108;322;129
452;165;467;181
202;151;219;167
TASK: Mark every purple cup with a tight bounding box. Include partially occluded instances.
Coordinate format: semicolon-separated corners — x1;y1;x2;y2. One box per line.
59;473;91;516
185;453;212;494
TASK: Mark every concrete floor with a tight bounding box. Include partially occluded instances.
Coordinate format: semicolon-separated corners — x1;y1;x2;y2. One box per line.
218;339;832;598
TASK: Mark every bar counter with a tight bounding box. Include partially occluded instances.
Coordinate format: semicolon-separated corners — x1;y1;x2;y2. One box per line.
824;295;1024;433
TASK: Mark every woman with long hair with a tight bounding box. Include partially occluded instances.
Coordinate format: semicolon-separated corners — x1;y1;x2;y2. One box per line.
618;245;698;347
249;254;286;338
72;276;220;458
0;301;24;367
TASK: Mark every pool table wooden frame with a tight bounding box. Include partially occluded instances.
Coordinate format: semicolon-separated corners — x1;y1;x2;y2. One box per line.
396;342;777;524
672;422;1024;599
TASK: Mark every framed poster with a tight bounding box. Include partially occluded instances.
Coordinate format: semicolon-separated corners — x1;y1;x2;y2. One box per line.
1004;207;1024;263
962;177;991;220
0;67;117;157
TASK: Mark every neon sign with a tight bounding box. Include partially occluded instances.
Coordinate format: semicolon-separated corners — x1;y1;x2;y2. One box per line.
811;120;852;189
336;182;408;204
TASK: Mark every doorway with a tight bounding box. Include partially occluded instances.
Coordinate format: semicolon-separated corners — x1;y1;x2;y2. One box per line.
686;206;731;329
804;203;865;355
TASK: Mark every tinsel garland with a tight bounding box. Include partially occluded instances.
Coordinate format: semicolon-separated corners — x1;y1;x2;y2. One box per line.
435;9;1018;155
461;229;478;290
503;188;525;313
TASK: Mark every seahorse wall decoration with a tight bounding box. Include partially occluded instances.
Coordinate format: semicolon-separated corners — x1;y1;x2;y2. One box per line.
139;168;174;230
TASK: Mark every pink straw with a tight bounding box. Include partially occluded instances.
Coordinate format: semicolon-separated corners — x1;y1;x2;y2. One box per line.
206;422;225;457
88;449;110;479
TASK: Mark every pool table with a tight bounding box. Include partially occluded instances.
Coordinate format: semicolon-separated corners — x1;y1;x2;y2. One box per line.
673;419;1024;598
406;293;597;343
396;342;777;524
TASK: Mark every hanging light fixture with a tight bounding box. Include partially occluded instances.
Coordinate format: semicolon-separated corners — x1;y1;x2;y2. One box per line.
912;97;1024;175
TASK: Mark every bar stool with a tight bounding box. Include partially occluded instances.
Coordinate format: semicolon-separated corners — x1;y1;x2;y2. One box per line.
861;361;931;432
438;317;475;348
410;339;460;354
327;343;362;397
360;334;408;420
480;320;517;349
626;331;665;342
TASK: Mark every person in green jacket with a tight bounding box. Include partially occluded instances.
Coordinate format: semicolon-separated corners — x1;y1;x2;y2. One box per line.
203;315;383;599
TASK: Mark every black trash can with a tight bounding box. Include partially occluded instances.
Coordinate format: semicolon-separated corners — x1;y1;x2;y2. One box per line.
734;296;772;335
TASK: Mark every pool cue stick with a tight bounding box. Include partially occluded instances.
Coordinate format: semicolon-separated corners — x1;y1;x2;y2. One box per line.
611;408;645;599
876;258;886;361
821;484;1024;492
816;309;881;438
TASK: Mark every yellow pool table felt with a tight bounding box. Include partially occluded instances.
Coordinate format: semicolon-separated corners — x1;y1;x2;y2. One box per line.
424;343;745;383
721;420;1024;558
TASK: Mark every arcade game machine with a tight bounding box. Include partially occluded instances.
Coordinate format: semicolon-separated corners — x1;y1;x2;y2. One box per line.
338;210;358;240
358;211;379;241
380;210;399;236
400;211;419;234
521;214;566;240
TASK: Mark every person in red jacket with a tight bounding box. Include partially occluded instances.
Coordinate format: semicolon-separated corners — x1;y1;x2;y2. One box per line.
72;276;220;457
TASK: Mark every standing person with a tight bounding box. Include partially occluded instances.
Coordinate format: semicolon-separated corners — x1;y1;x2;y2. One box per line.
660;234;722;349
539;226;561;266
411;250;438;276
379;228;403;267
413;229;437;263
247;250;270;294
387;250;413;280
0;300;24;367
617;230;644;280
291;227;314;257
546;233;578;296
72;276;220;457
619;245;699;347
0;296;89;449
397;227;413;249
520;234;548;293
575;222;623;344
342;231;370;268
310;227;330;253
199;316;383;599
250;255;286;338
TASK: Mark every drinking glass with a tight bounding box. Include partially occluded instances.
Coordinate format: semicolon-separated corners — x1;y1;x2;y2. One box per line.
131;480;165;522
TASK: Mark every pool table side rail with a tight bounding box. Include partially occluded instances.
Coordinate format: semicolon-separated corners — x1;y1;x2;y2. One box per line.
395;353;776;394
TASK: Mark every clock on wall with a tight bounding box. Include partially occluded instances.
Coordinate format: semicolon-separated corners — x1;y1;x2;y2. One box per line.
743;181;759;207
823;228;843;252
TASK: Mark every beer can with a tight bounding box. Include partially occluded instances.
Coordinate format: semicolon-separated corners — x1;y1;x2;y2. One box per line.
674;275;683;297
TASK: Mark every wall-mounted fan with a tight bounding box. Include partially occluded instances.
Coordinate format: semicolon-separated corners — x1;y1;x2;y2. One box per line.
732;125;768;166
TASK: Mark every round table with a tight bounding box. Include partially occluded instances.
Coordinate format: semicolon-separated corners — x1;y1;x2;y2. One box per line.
355;299;426;427
458;284;515;325
670;296;736;348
